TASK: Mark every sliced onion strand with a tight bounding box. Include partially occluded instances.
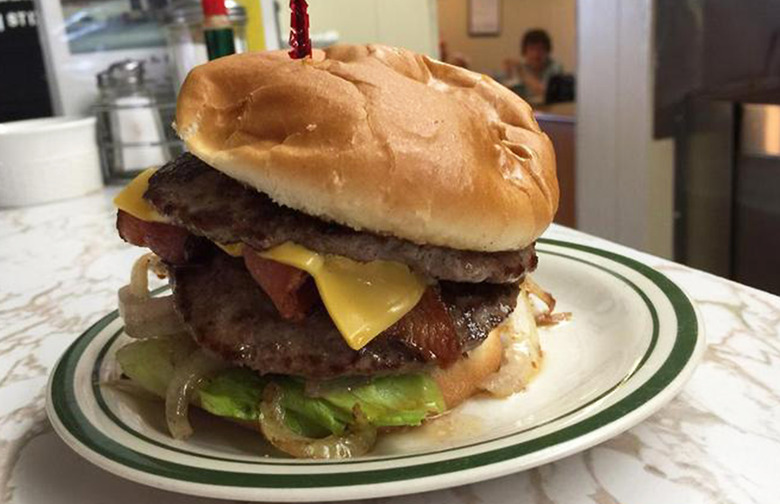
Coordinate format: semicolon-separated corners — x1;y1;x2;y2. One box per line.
165;350;228;440
535;311;572;326
523;276;571;326
259;384;377;459
523;276;556;313
118;253;185;339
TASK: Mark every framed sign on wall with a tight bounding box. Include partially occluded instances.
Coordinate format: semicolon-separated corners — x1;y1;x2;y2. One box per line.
468;0;501;37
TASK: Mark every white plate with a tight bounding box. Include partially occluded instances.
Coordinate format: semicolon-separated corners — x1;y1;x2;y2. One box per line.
46;239;705;501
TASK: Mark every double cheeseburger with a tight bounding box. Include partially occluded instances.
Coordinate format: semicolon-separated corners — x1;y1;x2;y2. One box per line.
112;44;559;459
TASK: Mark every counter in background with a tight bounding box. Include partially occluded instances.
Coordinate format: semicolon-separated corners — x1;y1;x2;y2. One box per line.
535;102;576;228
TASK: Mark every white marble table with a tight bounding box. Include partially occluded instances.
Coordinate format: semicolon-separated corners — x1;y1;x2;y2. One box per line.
1;189;778;504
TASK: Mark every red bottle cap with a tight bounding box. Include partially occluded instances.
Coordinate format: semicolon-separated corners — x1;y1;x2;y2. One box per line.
202;0;228;17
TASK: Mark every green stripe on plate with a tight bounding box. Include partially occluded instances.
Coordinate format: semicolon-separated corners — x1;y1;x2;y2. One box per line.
50;239;698;488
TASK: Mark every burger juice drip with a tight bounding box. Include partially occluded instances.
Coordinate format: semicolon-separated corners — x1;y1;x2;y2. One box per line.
201;0;236;60
288;0;312;59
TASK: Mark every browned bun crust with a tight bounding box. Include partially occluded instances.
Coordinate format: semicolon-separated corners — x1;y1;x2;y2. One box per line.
175;44;558;252
431;329;503;409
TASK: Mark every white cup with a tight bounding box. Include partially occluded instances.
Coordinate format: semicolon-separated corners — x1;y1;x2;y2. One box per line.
0;116;103;207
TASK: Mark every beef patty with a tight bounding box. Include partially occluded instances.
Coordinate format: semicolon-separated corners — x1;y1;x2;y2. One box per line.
146;153;537;284
171;253;519;379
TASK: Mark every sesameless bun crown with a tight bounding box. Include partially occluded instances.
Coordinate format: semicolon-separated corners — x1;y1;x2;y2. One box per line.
175;44;559;252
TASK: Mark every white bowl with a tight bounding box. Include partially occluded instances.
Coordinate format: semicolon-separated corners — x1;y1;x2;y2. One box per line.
0;116;103;207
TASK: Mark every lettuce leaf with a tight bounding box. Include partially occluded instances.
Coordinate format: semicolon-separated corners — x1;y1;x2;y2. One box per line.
319;374;445;428
115;338;445;438
198;368;267;421
274;378;354;435
282;409;333;438
115;337;191;397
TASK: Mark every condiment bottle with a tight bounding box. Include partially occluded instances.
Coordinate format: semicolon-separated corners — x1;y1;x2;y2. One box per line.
201;0;236;60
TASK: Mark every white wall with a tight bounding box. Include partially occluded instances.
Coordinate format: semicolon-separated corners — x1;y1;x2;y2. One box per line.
576;0;674;258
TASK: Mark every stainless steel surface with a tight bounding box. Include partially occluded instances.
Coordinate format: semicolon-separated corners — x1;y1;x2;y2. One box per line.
741;104;780;159
97;59;146;89
659;0;780;294
674;98;735;278
734;155;780;295
655;0;780;138
734;103;780;295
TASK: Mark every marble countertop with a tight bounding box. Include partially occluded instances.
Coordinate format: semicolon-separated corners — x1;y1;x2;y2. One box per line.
1;189;778;504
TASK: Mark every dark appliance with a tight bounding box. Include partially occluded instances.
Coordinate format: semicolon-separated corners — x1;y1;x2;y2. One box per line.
656;0;780;295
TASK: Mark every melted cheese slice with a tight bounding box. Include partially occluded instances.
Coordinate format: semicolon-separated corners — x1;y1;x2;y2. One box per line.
113;170;426;351
261;242;426;350
216;242;245;257
113;168;166;222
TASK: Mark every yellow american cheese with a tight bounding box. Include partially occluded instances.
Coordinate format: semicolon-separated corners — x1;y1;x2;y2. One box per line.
216;242;245;257
113;170;425;351
261;242;426;350
113;168;166;222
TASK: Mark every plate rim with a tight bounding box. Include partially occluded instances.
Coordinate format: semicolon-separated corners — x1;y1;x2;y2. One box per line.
46;238;706;500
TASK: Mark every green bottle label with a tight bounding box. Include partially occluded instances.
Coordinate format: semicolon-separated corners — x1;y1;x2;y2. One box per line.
205;28;236;60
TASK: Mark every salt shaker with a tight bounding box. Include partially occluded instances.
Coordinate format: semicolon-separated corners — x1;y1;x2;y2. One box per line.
95;59;173;181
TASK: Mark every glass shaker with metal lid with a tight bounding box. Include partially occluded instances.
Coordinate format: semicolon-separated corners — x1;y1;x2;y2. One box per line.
95;59;182;181
165;0;248;89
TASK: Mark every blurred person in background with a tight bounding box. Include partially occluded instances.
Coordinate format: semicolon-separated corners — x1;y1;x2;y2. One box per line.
439;40;471;69
502;29;563;105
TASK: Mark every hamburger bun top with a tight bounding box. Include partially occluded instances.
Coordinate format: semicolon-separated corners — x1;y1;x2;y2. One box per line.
175;44;558;252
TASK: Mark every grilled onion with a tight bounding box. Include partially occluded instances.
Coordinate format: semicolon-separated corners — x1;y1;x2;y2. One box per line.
101;378;161;401
259;384;377;459
523;276;571;326
118;253;185;339
523;276;555;312
165;349;227;439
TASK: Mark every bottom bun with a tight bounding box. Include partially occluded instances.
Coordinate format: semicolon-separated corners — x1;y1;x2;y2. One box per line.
431;288;542;409
431;329;503;409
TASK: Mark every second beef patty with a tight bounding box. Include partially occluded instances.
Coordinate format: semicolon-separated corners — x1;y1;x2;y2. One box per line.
171;253;520;379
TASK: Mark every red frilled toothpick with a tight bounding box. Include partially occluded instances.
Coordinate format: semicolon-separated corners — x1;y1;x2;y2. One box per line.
288;0;312;59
